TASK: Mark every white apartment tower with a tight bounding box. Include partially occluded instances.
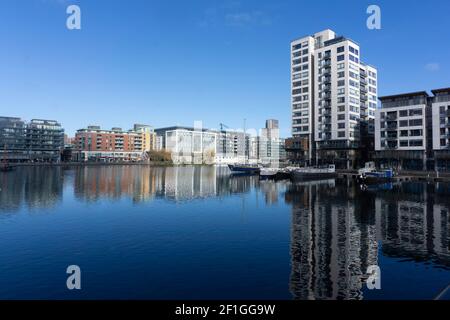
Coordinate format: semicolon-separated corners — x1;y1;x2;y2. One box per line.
291;29;377;168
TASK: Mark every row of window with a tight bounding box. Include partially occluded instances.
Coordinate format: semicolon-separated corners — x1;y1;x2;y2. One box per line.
292;41;309;51
439;105;450;114
292;49;309;57
293;95;309;102
381;140;423;147
293;126;309;132
381;119;423;127
292;87;309;95
293;102;309;110
380;129;423;137
381;109;423;118
293;56;309;65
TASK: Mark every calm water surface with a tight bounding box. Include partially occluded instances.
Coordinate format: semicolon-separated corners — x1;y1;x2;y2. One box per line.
0;165;449;300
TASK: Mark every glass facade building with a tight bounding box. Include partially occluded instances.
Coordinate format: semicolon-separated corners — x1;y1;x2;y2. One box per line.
0;117;64;163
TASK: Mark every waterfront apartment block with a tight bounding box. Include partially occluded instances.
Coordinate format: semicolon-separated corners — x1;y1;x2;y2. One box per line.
291;29;377;168
375;91;430;170
375;89;450;171
431;88;450;170
0;117;64;162
75;124;156;162
133;124;157;152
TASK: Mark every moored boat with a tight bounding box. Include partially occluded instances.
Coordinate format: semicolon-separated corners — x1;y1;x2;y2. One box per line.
228;164;261;175
357;162;394;184
259;168;278;179
357;169;394;184
288;165;337;181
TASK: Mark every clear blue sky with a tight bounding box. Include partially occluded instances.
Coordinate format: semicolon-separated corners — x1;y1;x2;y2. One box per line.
1;0;449;137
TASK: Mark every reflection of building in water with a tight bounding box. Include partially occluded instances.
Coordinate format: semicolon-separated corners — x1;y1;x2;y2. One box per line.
74;166;157;203
0;167;63;212
258;179;290;205
72;165;255;203
287;180;450;300
286;179;378;300
375;183;450;267
162;166;217;200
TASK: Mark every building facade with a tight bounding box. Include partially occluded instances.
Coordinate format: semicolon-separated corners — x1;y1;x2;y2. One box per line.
375;88;450;171
75;125;153;162
431;88;450;170
291;29;377;168
375;92;430;170
0;117;64;163
155;126;218;165
155;125;271;165
133;124;157;153
259;119;284;166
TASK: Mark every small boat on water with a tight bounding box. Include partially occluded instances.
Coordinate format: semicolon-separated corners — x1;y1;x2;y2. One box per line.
259;168;291;180
228;164;261;175
259;168;278;179
288;165;337;181
357;162;394;184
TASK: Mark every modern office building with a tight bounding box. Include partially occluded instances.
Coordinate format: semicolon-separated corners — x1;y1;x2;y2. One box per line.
75;125;152;162
431;88;450;170
0;117;64;163
26;119;65;162
0;117;27;162
259;119;284;166
291;29;377;168
155;126;261;165
155;126;218;165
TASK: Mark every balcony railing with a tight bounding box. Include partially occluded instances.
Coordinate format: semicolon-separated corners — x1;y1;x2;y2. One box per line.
386;115;397;121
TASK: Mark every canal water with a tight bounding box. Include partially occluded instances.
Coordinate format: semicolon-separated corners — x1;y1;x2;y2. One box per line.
0;165;449;300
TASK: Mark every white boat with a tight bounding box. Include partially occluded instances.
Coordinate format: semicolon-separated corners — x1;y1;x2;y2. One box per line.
259;168;279;179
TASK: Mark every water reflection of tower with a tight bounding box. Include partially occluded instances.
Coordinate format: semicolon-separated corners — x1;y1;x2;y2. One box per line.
259;180;281;205
162;166;217;201
286;180;378;300
375;183;450;267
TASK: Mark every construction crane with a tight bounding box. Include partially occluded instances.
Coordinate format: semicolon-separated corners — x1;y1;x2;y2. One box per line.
219;123;229;131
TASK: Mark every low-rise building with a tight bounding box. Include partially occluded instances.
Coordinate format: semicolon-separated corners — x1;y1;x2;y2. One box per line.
285;137;309;165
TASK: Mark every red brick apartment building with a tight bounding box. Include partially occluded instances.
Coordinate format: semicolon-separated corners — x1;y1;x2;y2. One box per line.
75;125;151;162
